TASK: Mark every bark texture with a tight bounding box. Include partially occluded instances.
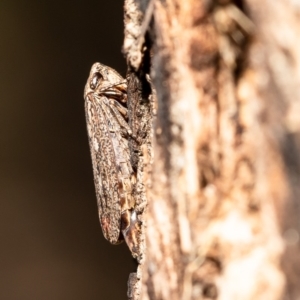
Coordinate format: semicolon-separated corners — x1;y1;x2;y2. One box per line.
124;0;300;299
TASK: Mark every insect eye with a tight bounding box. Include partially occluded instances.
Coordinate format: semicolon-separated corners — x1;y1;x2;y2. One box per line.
90;72;102;89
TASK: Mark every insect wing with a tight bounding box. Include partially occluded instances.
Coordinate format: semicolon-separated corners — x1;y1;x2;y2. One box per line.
85;93;121;244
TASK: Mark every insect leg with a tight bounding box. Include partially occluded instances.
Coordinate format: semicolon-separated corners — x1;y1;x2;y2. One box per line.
121;209;140;256
104;99;133;136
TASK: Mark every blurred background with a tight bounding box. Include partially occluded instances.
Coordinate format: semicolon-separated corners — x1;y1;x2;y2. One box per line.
0;1;135;299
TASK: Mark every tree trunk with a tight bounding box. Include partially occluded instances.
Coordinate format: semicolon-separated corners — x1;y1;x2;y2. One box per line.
123;0;300;299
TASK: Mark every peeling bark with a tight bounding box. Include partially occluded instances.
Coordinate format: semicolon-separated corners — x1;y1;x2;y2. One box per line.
123;0;300;299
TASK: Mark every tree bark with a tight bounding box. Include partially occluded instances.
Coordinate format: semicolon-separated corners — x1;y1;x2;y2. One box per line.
123;0;300;299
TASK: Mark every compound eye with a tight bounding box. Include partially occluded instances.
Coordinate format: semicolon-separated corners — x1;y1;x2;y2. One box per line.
90;72;102;89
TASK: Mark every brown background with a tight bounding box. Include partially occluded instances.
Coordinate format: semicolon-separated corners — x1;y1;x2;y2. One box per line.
0;0;135;299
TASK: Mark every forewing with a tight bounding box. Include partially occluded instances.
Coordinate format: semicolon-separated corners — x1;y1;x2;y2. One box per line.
85;93;121;244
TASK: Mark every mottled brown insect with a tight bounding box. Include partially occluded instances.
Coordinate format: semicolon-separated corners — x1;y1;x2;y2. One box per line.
84;63;139;254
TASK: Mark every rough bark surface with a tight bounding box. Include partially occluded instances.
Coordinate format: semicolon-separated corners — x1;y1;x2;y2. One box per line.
123;0;300;299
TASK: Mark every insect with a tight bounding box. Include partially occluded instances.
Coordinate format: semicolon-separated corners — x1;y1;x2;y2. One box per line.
84;63;139;255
